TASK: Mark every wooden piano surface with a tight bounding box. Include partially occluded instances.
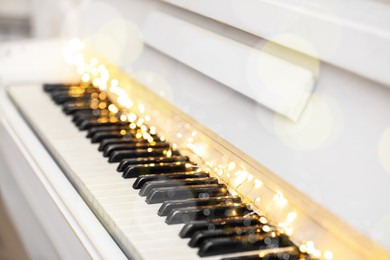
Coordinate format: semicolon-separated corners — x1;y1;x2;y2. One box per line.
0;1;390;259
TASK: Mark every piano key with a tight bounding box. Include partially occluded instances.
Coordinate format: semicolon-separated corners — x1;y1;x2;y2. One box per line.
139;177;218;197
72;108;105;119
122;163;198;178
117;155;190;172
109;148;180;163
132;171;209;189
43;83;74;92
73;110;111;125
166;204;252;224
188;225;277;248
158;196;241;216
145;184;228;204
179;216;262;238
98;137;149;151
62;102;111;115
52;94;94;104
87;125;131;138
78;117;126;130
103;142;170;157
92;131;136;144
220;247;301;260
63;104;94;114
198;234;293;257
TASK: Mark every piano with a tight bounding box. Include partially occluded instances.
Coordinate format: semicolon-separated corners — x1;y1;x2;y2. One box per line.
0;1;390;259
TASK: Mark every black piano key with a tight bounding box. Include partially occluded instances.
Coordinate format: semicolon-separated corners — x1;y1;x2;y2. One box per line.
122;163;198;178
74;114;111;126
158;196;241;216
145;184;227;204
63;104;94;115
72;109;101;120
44;83;97;94
117;156;190;172
99;138;149;151
166;204;251;224
139;177;218;197
189;225;276;248
78;117;126;130
62;102;111;115
103;142;170;157
92;131;136;144
198;234;293;257
132;172;209;189
52;94;93;104
87;125;131;138
73;110;111;125
179;216;262;238
220;247;301;260
49;87;100;97
43;83;74;92
109;149;180;163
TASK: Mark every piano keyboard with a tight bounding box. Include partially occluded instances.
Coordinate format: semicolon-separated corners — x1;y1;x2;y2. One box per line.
8;83;306;260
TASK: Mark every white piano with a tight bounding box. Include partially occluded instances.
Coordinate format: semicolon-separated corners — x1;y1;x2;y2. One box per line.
0;0;390;259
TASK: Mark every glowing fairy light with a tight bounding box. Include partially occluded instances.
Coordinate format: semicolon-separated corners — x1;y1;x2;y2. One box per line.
140;125;148;132
228;162;236;170
81;73;90;82
92;77;101;87
286;211;297;223
111;79;119;87
98;64;109;79
254;179;263;189
138;103;145;113
192;143;206;156
108;104;119;114
149;126;157;135
259;216;268;224
130;123;137;129
273;191;288;208
127;113;137;122
313;249;322;258
324;251;333;260
262;225;271;232
120;114;127;121
285;227;293;236
136;118;144;127
117;96;133;108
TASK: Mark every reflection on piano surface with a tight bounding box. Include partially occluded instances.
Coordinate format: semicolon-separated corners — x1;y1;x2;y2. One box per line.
1;1;390;259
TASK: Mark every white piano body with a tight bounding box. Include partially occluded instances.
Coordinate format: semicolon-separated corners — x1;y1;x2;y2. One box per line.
1;0;390;259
